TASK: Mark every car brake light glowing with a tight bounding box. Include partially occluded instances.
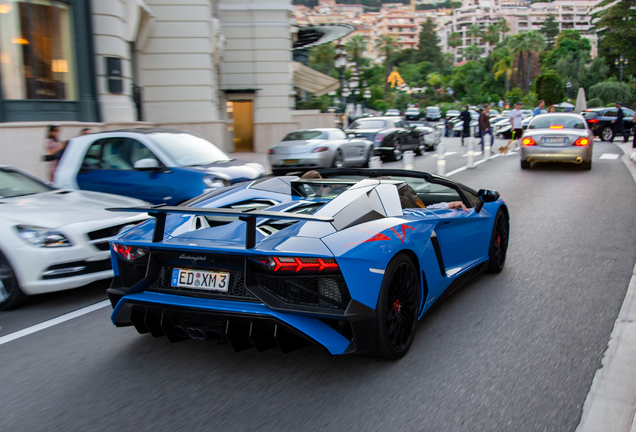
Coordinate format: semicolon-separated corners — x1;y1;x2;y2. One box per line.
253;257;339;272
549;125;564;129
268;149;275;154
112;244;149;261
574;137;589;146
312;147;329;152
587;119;599;124
374;133;385;142
522;137;536;146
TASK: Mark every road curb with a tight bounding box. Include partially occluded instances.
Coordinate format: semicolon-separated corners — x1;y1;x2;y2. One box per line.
575;142;636;432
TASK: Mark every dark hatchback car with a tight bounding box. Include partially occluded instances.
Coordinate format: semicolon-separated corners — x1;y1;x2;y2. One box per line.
582;107;635;141
345;116;428;161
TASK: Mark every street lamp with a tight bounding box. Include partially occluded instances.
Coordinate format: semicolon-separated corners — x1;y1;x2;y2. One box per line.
349;71;359;104
334;42;348;109
363;88;371;114
566;81;572;100
615;56;629;83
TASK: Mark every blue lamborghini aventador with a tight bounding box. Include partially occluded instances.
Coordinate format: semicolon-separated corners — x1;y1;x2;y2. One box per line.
106;169;509;359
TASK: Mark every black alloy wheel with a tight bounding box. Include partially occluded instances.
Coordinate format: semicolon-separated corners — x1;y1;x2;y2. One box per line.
0;249;27;310
487;209;509;273
374;253;420;360
333;150;344;168
601;126;613;142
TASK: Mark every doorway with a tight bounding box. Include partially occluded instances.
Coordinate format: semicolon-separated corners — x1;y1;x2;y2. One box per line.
232;101;254;152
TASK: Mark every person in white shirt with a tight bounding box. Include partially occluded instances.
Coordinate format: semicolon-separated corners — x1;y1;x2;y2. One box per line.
509;102;524;149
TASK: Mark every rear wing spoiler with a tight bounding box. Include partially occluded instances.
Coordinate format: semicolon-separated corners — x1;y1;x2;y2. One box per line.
107;205;334;249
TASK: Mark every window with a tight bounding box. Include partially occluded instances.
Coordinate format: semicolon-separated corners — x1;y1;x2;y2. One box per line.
528;115;587;130
282;130;327;141
349;120;386;129
82;138;159;171
0;0;77;100
330;130;347;140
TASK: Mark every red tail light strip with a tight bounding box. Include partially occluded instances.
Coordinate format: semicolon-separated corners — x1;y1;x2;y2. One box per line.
272;257;338;272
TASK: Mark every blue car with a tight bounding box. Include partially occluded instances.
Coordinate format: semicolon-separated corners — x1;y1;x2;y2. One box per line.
55;129;265;205
106;169;509;359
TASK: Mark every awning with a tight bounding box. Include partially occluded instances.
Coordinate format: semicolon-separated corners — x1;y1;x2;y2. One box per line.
292;62;339;97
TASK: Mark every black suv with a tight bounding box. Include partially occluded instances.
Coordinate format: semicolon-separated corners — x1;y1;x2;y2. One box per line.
346;116;428;161
582;107;635;141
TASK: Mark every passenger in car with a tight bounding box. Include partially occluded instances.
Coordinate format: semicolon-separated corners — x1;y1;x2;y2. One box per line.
397;183;467;211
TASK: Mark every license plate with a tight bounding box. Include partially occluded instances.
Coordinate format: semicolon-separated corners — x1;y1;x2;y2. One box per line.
283;159;300;165
171;268;230;291
543;137;567;144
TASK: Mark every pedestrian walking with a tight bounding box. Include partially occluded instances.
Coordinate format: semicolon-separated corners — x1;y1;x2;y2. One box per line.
533;100;545;117
479;105;493;151
44;125;66;182
509;102;524;149
460;106;471;146
610;102;628;143
548;105;556;113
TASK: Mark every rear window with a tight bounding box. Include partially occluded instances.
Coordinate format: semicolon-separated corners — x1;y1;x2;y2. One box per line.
581;111;599;119
348;120;387;130
529;115;587;130
282;131;326;141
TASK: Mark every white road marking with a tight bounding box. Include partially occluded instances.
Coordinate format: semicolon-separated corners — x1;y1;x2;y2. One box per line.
0;300;110;346
600;153;620;160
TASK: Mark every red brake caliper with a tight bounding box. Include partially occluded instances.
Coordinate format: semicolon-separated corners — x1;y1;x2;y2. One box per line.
393;299;402;313
496;235;501;245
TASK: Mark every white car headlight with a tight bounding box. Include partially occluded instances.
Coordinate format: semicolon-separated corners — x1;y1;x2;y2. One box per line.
15;225;72;248
202;175;230;189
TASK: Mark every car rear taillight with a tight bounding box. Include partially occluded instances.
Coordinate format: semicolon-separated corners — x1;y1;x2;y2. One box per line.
574;137;590;146
312;147;329;153
112;244;149;261
522;137;536;146
251;257;339;272
587;119;599;124
374;133;385;142
268;149;275;154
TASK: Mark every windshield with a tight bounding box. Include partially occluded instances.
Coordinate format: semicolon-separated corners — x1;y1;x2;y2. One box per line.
149;133;230;166
529;115;587;130
349;120;387;130
0;167;52;198
282;130;327;141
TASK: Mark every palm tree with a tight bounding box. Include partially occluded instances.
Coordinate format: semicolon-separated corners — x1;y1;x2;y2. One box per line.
482;24;500;71
507;33;530;91
467;24;483;45
308;42;336;76
524;30;546;94
345;34;367;75
375;35;402;92
464;44;483;61
448;32;462;61
493;54;515;93
497;19;511;37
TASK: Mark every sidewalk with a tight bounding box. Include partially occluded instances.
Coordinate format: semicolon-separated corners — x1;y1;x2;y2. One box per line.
576;139;636;432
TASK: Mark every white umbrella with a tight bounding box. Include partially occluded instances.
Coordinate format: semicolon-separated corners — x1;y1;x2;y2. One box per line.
575;87;587;113
559;102;575;108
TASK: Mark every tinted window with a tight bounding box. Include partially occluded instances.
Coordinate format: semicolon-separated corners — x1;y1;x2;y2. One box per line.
395;120;407;128
348;120;387;130
529;115;587;130
605;110;617;118
282;130;327;141
581;111;599;119
330;130;347;140
82;138;159;170
0;167;52;198
149;133;230;166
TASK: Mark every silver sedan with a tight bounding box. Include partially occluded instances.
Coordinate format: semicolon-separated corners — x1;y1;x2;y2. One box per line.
268;128;373;175
520;113;594;170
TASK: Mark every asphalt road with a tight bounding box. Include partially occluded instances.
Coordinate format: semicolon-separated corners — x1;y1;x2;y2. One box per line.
1;137;635;431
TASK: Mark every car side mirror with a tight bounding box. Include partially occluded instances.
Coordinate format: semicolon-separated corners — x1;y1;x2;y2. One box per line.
347;133;356;139
475;189;500;213
133;158;160;171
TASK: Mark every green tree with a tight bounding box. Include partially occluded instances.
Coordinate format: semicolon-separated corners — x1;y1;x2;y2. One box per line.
345;35;367;74
450;60;486;102
308;42;336;76
588;81;633;105
497;19;511;37
539;15;559;50
508;33;530;91
375;35;402;92
417;18;443;67
595;0;636;80
534;72;566;106
493;51;514;93
448;31;462;61
524;31;546;94
467;24;483;46
543;30;591;69
464;44;483;61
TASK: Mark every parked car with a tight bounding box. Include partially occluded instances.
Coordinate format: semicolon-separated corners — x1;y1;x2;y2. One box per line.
520;113;594;170
497;116;532;139
346;116;429;160
106;168;508;359
268;129;373;175
425;106;442;121
489;109;500;116
404;122;443;150
55;129;265;206
0;165;148;309
581;107;636;141
384;109;401;116
445;109;460;119
404;107;422;121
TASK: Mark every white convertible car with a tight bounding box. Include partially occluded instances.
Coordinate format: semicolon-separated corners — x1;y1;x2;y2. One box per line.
0;165;148;309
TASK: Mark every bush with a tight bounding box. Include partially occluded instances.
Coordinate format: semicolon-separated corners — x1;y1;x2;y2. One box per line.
588;81;632;105
534;73;565;106
587;98;603;108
